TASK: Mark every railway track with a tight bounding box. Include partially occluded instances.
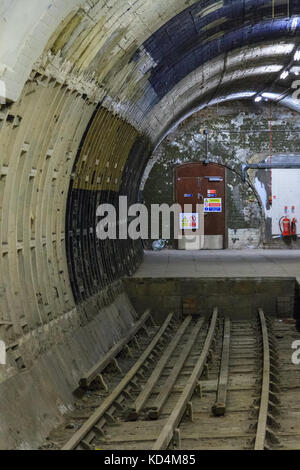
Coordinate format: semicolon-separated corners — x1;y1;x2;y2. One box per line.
60;308;284;451
271;318;300;449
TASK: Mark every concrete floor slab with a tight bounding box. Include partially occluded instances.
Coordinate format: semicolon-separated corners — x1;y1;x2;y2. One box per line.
132;250;300;279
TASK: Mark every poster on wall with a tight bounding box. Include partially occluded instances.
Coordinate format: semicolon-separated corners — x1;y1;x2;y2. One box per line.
204;198;222;213
179;213;199;230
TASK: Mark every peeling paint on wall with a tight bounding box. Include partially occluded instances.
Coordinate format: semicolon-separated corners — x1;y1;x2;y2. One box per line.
143;100;300;249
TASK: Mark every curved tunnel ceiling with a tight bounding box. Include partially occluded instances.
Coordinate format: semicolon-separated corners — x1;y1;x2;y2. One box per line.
147;37;300;144
1;1;300;143
0;0;300;374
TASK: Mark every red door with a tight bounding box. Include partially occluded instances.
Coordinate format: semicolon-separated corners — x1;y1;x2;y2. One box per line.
175;163;226;249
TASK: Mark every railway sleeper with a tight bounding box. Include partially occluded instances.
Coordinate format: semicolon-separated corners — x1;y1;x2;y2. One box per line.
147;354;156;364
269;371;280;385
123;389;133;400
80;440;94;451
269;390;281;404
211;402;226;417
195;381;202;398
136;370;146;380
172;429;181;450
250;407;260;418
207;349;214;363
114;400;126;413
92;374;109;393
141;325;150;337
269;345;278;356
202;363;209;379
84;430;97;446
270;363;280;375
93;425;106;438
132;337;140;350
266;427;281;446
112;358;122;375
104;411;117;424
267;413;281;429
185;402;194;422
270;382;281;394
124;345;133;359
268;400;280;416
130;379;142;391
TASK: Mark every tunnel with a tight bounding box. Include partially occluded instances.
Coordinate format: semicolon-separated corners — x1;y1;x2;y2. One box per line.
1;0;300;451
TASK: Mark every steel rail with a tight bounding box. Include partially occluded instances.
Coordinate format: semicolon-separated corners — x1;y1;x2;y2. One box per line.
129;315;193;419
254;308;271;450
152;308;218;450
62;313;174;450
148;316;205;420
79;309;153;388
212;316;231;417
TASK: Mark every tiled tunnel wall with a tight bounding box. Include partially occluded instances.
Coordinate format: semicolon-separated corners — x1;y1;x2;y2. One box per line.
0;0;300;448
66;106;151;307
0;0;299;378
0;77;151;384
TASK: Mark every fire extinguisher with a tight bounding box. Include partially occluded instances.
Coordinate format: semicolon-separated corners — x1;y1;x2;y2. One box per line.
279;216;291;238
291;218;297;236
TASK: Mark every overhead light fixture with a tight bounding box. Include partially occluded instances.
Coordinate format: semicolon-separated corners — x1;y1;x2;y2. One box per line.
254;96;262;103
280;70;289;79
294;50;300;61
273;43;296;54
291;18;299;32
289;66;300;76
220;92;256;101
262;92;279;100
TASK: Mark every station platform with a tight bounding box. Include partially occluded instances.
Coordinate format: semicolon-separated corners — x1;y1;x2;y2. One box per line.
132;249;300;279
126;250;300;320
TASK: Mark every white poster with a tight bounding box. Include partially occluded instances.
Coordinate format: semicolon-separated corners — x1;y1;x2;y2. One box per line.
179;213;199;230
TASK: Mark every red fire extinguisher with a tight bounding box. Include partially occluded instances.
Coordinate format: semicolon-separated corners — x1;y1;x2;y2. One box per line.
279;216;291;238
291;218;297;236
